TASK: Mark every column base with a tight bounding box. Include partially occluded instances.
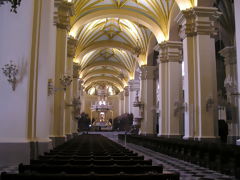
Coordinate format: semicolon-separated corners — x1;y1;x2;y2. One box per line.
30;138;52;160
49;136;66;148
0;138;30;166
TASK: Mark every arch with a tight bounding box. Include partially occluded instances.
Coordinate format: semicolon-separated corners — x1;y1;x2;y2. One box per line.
84;76;124;90
82;69;128;82
80;61;130;77
77;40;135;59
168;3;181;41
146;34;158;66
84;81;122;92
70;9;165;43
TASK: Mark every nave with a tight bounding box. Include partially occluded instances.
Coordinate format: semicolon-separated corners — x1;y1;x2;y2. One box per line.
0;132;236;180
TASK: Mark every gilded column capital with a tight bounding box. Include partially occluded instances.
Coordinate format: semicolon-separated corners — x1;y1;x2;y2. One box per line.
219;46;236;65
67;36;78;58
176;7;221;39
54;0;74;30
140;65;156;80
73;62;80;79
154;41;183;63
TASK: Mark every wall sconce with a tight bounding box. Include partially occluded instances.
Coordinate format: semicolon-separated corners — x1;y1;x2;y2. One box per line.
59;74;72;90
174;101;186;116
0;0;21;13
133;90;144;108
47;75;72;96
2;60;18;91
206;98;214;112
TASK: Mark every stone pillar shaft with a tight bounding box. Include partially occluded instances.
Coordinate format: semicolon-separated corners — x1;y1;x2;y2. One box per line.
156;41;183;138
123;86;129;113
64;37;77;138
51;0;74;146
139;65;156;135
234;1;240;144
176;7;220;140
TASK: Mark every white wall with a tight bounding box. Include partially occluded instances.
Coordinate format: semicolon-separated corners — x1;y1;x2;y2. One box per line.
36;0;56;141
0;1;34;141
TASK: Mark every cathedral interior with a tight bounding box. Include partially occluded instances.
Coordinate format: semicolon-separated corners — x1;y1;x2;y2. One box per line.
0;0;240;179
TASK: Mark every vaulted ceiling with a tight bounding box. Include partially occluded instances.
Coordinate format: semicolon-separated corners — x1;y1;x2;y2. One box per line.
68;0;197;94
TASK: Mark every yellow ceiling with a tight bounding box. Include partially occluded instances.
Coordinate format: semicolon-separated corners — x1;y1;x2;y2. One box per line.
69;0;196;93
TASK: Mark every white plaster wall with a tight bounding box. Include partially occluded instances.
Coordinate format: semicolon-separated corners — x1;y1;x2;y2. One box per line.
36;0;56;140
0;1;34;141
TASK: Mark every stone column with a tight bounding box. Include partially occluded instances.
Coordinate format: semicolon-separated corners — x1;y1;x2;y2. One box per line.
234;1;240;145
51;1;74;147
123;86;129;113
71;63;80;135
118;91;124;115
128;80;140;117
219;46;239;142
176;7;220;141
64;37;77;140
139;65;156;135
155;41;183;138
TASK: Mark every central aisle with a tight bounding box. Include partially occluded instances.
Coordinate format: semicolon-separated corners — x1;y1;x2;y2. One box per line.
88;131;236;180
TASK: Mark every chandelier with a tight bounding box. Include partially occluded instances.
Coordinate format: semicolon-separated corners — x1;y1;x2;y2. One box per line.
0;0;21;13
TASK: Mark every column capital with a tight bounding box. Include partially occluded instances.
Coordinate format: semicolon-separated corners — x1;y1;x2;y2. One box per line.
176;7;221;39
67;36;78;58
54;0;74;30
140;65;156;80
119;91;124;100
154;41;183;63
73;63;80;79
219;46;236;65
128;80;140;92
124;86;129;96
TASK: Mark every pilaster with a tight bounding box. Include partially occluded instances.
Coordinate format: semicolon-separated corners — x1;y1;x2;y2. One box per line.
176;7;220;141
123;86;129;113
139;65;156;135
128;80;140;117
118;91;124;115
52;0;74;144
155;41;183;138
234;0;240;144
64;36;78;137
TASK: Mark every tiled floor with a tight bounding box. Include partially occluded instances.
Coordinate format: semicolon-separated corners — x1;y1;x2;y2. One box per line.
0;132;237;180
96;131;236;180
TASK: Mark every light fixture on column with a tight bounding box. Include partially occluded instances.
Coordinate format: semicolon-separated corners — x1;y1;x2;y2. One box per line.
47;74;72;95
0;0;21;13
133;90;144;108
60;74;72;90
174;101;186;116
1;60;18;91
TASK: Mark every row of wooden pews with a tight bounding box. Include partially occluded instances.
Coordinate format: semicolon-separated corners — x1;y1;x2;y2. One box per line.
119;134;240;179
1;134;180;180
